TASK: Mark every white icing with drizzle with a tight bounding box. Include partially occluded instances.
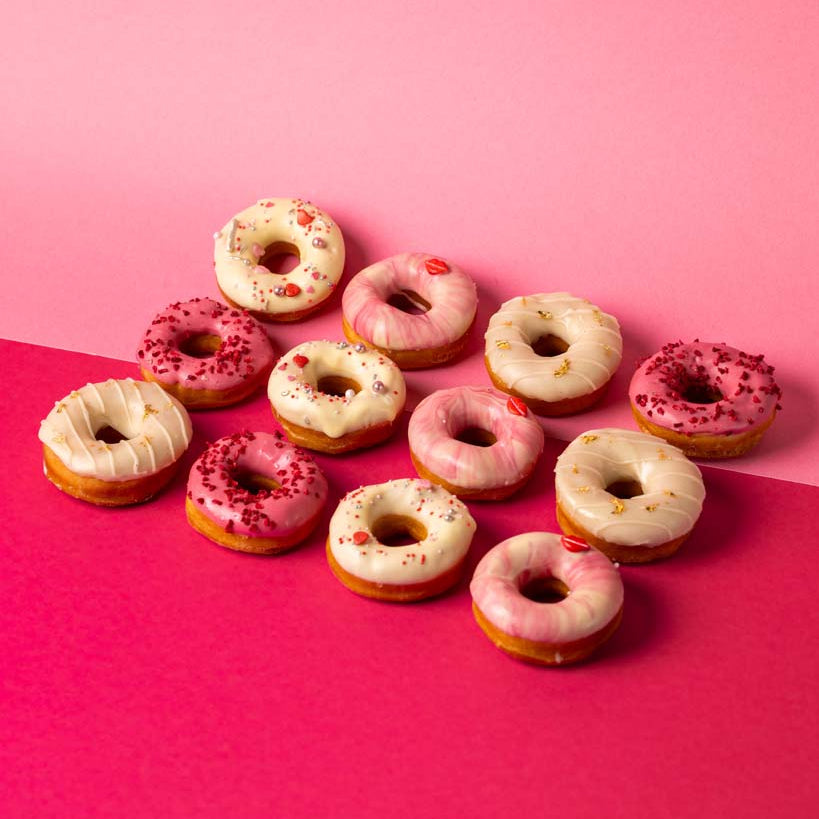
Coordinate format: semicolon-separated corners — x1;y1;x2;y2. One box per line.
554;428;705;547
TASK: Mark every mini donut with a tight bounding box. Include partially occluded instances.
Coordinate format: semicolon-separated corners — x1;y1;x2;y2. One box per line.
554;428;705;563
326;478;476;602
484;293;622;416
408;386;544;500
137;297;276;409
267;340;406;454
470;531;624;666
185;430;328;555
213;197;345;322
38;378;193;506
629;340;782;458
341;252;478;369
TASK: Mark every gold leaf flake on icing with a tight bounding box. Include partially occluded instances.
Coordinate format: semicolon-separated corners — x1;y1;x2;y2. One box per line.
52;432;66;444
644;504;659;512
663;489;676;497
592;310;604;325
495;340;511;350
581;434;598;444
657;448;669;460
611;498;625;515
143;403;159;420
538;310;553;320
55;402;67;413
571;464;579;473
554;359;570;378
576;486;590;493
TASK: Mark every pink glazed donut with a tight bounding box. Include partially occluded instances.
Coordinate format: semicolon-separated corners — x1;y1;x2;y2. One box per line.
470;532;624;666
408;386;544;500
138;297;276;408
185;430;328;554
341;252;478;369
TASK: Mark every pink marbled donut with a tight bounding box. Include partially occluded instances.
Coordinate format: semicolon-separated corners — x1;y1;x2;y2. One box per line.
408;386;544;500
470;532;624;665
341;252;477;368
186;430;328;554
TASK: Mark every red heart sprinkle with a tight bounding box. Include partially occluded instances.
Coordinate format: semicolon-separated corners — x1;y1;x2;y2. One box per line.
424;258;449;275
264;201;274;207
293;354;309;368
506;396;528;416
296;209;314;226
285;283;301;297
561;535;590;553
353;531;369;545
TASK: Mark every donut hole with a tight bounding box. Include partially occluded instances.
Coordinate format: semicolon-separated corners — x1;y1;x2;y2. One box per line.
520;575;570;604
234;470;281;495
531;334;570;357
371;514;428;547
455;427;497;447
317;376;361;398
605;479;644;499
179;333;223;359
94;425;128;445
258;241;301;274
387;289;432;315
681;381;724;404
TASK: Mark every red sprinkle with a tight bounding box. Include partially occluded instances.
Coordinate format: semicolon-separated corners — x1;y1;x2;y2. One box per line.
293;354;309;368
296;209;314;226
561;535;590;553
507;396;528;416
353;531;369;545
285;283;302;297
424;258;449;275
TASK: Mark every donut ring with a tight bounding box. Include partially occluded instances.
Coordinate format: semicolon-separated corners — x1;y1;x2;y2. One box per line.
554;428;705;563
470;532;624;666
341;252;478;369
38;379;193;506
138;297;276;408
267;340;406;454
484;293;622;416
326;478;476;602
408;386;544;500
629;340;782;458
214;197;345;322
185;431;328;555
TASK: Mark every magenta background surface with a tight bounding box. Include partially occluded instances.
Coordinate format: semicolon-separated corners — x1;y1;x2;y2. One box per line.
2;1;818;484
3;340;818;818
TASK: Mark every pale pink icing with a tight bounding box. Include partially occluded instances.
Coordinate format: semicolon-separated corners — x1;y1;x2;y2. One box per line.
341;252;477;351
407;386;544;493
470;532;623;645
138;298;275;393
629;340;782;436
187;431;328;538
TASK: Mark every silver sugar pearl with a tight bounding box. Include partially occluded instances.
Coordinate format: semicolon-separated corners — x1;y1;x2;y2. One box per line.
280;390;290;397
353;343;366;353
372;381;386;394
273;285;286;297
212;230;221;240
345;388;356;400
337;341;349;349
312;237;326;248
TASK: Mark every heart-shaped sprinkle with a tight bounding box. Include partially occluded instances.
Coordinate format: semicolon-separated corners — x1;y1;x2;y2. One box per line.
264;201;275;208
561;535;590;553
306;285;315;293
293;354;309;368
285;283;301;297
425;258;449;275
296;209;314;226
507;396;528;416
311;271;321;280
353;531;369;545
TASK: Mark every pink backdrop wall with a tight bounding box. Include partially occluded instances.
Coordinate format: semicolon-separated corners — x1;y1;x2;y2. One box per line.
3;0;818;483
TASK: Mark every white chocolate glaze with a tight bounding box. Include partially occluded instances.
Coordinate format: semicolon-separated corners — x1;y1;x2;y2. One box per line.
484;293;622;403
267;340;406;438
38;379;193;481
214;198;345;317
470;532;623;644
554;428;705;547
328;479;476;586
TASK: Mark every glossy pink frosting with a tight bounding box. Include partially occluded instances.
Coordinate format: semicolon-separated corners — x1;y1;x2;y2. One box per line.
408;386;544;492
187;431;328;537
470;532;624;645
629;340;782;436
138;297;275;392
341;252;477;351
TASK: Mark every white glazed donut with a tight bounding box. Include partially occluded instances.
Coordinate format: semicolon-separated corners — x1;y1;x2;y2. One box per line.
554;428;705;563
267;340;406;454
326;478;476;601
38;378;193;505
470;531;624;665
484;293;622;415
213;197;345;321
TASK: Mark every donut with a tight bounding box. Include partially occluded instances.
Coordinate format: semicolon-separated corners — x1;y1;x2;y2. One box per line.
554;428;705;563
341;252;477;369
470;532;624;666
185;430;328;555
137;297;276;409
213;197;345;322
38;378;193;506
408;386;544;500
326;478;476;602
484;293;622;416
629;340;782;458
267;340;406;454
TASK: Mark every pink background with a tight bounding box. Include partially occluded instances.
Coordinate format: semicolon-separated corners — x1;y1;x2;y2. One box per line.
2;0;818;484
